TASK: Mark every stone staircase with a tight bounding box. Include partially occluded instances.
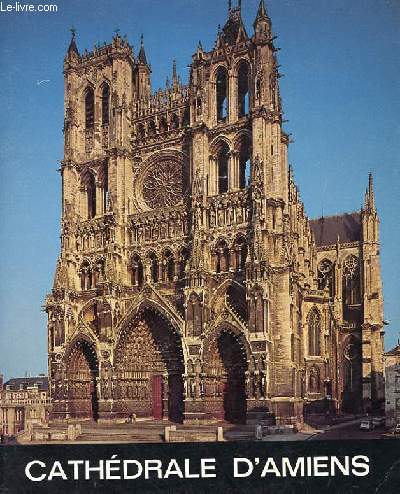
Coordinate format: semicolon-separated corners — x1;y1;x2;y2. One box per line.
17;420;269;443
77;421;166;443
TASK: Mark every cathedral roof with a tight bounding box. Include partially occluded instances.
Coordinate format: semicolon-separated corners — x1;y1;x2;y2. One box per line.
310;212;361;247
385;344;400;356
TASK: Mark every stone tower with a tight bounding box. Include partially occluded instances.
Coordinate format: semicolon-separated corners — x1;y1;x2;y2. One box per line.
46;1;384;426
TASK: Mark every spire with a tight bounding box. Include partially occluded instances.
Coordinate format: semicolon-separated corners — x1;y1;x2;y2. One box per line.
366;172;376;212
253;0;271;40
172;59;178;84
220;1;247;45
138;34;148;65
65;27;80;65
67;27;79;56
256;0;267;18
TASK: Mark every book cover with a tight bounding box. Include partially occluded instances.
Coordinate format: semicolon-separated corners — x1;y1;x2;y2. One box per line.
0;0;399;492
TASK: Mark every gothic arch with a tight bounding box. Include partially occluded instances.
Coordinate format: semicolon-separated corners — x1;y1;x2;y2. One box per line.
113;306;185;422
202;320;251;360
214;238;230;272
114;297;185;351
209;136;232;157
210;279;247;321
232;234;248;271
202;324;249;423
64;336;99;420
80;169;97;219
214;65;229;122
83;85;95;129
99;81;110;126
307;307;321;356
236;59;250;118
341;333;362;412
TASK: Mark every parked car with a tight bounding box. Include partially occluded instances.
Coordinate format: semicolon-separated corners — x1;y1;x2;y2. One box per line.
371;416;385;427
360;419;374;431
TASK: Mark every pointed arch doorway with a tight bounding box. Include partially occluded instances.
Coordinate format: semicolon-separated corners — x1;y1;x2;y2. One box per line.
66;339;99;420
205;327;248;423
114;308;184;422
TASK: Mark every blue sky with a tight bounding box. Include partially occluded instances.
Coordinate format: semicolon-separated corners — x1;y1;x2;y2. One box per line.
0;0;399;380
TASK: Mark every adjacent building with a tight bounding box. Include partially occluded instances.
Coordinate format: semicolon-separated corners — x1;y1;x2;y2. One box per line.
45;0;385;427
0;375;50;437
384;343;400;429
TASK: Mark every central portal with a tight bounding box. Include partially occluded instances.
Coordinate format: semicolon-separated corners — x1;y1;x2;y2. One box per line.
114;309;184;422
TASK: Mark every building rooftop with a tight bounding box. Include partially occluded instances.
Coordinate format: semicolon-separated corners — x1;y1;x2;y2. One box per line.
385;343;400;356
4;376;48;391
310;212;362;247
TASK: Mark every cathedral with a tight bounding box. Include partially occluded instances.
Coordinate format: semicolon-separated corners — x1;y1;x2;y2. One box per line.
46;0;385;427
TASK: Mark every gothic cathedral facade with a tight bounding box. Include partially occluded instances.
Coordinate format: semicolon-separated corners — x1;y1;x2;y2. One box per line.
46;1;385;426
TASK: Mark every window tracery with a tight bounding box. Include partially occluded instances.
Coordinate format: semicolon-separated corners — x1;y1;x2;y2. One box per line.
308;308;321;356
343;255;361;305
142;160;184;209
317;258;334;296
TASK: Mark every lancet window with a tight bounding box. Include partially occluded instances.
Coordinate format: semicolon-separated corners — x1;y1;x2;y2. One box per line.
101;84;110;125
237;61;249;118
308;308;321;356
217;142;229;194
238;136;251;189
216;66;228;122
84;172;96;219
85;87;94;129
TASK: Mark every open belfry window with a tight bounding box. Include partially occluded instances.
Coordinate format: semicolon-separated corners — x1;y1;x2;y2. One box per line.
101;84;110;125
86;173;96;219
217;142;230;193
237;61;249;118
85;87;94;129
216;66;228;122
238;138;251;189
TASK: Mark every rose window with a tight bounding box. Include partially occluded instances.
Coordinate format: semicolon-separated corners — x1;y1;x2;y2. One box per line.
142;160;183;208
